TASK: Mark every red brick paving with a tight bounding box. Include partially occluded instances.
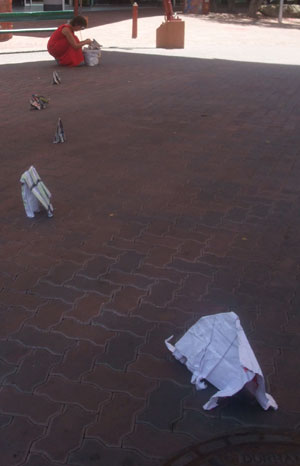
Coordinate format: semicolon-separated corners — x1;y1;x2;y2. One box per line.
1;9;300;465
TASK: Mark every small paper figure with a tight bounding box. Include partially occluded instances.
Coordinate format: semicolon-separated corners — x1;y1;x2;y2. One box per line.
20;166;54;218
165;311;278;411
52;71;61;85
89;39;102;50
53;117;65;144
30;94;49;110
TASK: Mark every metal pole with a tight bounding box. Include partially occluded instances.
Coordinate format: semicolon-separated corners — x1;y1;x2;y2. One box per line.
278;0;284;23
132;2;138;38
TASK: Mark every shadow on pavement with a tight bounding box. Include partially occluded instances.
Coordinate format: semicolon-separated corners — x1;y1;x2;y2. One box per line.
198;11;300;29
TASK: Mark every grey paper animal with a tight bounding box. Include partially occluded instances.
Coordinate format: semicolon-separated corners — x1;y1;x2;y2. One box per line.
53;118;65;143
20;166;54;218
89;39;102;50
52;71;61;85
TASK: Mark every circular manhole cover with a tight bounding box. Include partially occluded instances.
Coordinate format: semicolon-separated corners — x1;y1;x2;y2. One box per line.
164;431;300;466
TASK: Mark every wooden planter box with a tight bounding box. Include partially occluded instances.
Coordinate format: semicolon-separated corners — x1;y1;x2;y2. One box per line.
156;20;185;49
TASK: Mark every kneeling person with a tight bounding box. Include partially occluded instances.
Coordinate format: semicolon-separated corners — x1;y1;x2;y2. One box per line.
47;15;92;67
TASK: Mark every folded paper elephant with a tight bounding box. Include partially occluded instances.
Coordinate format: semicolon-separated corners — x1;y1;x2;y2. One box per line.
165;311;278;410
20;166;53;218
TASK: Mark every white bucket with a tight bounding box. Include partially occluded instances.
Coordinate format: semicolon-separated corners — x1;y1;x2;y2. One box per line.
83;48;101;66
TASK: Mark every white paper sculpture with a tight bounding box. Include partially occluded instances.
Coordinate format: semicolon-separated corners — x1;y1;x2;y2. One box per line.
20;166;54;218
165;311;278;411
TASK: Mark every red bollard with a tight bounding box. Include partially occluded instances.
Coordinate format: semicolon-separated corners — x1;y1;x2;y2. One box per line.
132;2;138;39
0;0;12;42
202;0;210;14
74;0;79;16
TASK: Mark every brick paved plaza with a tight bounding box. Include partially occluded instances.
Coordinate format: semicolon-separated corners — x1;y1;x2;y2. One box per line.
1;8;300;466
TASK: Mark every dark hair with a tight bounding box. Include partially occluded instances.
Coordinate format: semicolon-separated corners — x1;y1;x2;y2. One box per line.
70;15;87;28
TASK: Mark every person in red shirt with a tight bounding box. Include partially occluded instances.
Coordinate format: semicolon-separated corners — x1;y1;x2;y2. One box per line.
47;15;92;67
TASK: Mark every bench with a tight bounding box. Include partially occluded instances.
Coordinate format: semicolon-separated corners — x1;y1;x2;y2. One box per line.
0;10;74;34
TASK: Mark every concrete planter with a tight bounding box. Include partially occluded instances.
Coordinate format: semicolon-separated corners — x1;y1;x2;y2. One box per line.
0;0;12;42
260;3;300;17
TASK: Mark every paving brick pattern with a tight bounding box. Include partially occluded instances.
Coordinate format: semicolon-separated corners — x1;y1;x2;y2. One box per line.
1;10;300;465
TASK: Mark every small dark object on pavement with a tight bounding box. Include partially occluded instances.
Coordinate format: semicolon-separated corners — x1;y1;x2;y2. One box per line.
30;94;49;110
52;70;61;85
